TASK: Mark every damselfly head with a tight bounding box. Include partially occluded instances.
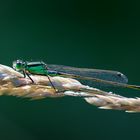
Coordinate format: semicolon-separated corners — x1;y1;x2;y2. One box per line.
13;60;25;71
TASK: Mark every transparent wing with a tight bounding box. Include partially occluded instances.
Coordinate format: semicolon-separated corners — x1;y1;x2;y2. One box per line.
47;64;140;90
47;64;128;83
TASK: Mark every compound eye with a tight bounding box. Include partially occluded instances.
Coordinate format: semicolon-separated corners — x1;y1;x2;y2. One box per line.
15;60;24;69
16;60;23;64
17;62;22;66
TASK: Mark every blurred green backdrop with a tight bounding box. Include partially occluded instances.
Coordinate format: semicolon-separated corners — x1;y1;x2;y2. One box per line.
0;0;140;140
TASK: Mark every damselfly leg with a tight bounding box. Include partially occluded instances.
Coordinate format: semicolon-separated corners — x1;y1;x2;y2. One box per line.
46;75;57;92
23;70;57;92
23;70;34;83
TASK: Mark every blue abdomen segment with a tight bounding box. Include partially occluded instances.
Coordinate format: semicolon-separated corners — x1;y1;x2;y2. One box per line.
48;70;60;76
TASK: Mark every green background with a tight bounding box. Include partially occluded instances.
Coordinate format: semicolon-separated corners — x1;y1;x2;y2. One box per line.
0;0;140;140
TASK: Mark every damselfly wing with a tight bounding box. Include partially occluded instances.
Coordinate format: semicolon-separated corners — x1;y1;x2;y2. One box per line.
47;64;140;90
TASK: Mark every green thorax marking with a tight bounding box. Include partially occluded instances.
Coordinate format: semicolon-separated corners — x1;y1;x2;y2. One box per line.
25;62;49;75
21;61;60;76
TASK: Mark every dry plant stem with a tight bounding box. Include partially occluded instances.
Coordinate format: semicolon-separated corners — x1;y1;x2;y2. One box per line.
0;64;140;112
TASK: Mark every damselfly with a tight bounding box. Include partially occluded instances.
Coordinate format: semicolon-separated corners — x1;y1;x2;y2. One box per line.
12;60;140;91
